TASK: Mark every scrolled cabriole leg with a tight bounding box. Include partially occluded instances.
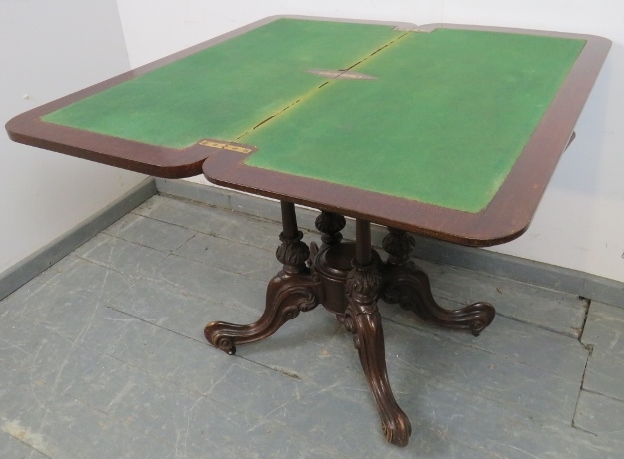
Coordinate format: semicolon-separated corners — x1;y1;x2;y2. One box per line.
342;219;411;446
344;259;412;447
381;228;495;336
205;270;321;354
204;202;322;354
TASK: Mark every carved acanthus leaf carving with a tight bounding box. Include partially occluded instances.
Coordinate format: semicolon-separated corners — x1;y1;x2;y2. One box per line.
345;262;382;300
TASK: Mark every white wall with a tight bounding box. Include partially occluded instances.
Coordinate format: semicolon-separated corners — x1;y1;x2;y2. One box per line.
1;0;145;274
116;1;622;283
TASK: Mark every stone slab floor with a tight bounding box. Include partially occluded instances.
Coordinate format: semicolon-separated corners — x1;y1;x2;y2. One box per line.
1;194;624;458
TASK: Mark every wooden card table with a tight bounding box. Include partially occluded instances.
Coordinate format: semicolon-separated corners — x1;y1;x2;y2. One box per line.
6;16;610;447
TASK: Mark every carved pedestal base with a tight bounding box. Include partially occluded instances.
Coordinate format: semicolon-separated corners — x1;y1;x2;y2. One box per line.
204;206;496;447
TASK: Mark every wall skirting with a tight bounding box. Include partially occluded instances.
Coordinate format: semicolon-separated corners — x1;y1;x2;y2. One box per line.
0;178;157;301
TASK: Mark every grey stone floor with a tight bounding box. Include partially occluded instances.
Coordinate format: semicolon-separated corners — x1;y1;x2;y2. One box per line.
2;194;624;458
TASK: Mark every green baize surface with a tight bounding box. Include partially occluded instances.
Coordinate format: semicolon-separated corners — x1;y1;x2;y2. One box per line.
43;19;585;213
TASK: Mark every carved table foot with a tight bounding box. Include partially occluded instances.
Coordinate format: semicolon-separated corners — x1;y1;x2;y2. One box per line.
205;270;321;354
381;228;495;336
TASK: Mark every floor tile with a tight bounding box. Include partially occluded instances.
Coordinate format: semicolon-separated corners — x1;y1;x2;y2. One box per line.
173;231;277;282
133;195;282;251
74;233;170;278
572;390;624;457
104;212;196;253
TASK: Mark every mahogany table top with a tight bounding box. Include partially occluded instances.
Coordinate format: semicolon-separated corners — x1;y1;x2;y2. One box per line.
6;16;611;246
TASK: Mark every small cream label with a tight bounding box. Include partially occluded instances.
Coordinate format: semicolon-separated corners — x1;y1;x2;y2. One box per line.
199;140;253;154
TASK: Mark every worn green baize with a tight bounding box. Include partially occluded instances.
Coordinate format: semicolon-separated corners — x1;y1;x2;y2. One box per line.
43;19;584;212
